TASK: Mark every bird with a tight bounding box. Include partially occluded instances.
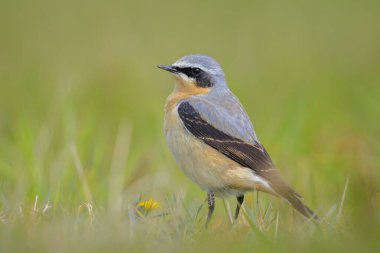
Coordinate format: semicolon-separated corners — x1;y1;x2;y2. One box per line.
158;54;318;226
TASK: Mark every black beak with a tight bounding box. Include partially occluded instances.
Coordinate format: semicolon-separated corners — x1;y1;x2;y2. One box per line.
157;65;178;73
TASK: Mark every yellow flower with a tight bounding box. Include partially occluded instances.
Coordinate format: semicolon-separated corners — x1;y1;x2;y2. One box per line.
137;199;160;211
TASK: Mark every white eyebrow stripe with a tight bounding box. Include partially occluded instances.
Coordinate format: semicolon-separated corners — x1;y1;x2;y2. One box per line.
172;61;218;75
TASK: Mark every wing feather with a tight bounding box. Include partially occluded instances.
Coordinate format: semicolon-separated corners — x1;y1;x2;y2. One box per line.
177;101;319;220
178;101;273;174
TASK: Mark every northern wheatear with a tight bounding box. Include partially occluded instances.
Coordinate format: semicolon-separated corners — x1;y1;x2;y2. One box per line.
158;54;318;226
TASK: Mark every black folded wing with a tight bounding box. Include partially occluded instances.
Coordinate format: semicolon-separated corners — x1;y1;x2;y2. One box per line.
178;101;274;174
177;101;318;220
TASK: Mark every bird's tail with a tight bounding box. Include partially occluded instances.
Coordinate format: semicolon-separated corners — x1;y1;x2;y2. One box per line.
273;184;319;222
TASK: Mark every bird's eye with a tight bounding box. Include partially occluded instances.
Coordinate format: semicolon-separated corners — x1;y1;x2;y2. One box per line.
192;68;202;76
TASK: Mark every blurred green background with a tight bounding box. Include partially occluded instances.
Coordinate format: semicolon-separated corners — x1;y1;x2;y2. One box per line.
0;0;379;252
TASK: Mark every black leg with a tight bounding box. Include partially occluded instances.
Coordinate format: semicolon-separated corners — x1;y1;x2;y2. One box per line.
206;191;215;228
234;195;244;220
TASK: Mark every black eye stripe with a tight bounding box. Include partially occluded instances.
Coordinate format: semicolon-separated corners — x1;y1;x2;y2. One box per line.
176;67;214;88
176;67;203;78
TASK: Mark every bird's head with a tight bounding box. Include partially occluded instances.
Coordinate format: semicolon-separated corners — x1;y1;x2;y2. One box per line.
158;54;227;94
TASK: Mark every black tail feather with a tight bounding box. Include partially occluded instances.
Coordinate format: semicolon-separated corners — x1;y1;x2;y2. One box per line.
273;185;319;222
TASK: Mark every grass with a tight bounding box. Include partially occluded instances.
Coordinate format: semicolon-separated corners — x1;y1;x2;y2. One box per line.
0;0;380;252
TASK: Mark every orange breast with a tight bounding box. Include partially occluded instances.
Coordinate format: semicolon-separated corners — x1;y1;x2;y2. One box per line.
164;79;210;134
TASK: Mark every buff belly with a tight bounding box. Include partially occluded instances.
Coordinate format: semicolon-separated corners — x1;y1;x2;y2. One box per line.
164;108;267;197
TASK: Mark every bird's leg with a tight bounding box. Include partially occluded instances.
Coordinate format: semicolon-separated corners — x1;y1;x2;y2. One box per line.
234;195;244;220
206;191;215;228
